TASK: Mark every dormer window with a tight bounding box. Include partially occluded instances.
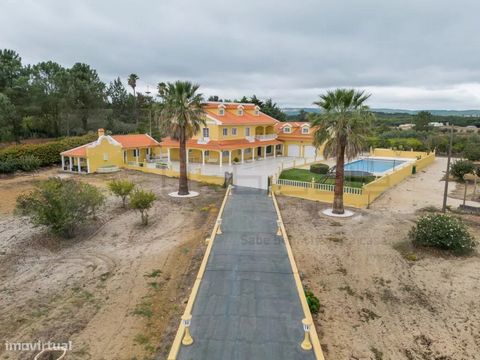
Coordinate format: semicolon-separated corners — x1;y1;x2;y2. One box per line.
218;104;225;116
301;126;309;134
283;126;292;134
254;106;260;116
237;105;244;116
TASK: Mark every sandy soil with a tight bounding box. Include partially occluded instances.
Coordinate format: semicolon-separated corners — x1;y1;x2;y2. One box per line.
278;157;480;360
0;169;224;360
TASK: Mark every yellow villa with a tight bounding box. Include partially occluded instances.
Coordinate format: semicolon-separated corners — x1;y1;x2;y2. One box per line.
60;102;319;174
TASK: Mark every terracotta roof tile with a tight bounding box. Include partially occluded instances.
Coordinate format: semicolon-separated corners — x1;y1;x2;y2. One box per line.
111;134;160;149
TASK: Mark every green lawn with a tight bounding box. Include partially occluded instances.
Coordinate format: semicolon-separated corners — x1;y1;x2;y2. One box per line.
278;168;375;188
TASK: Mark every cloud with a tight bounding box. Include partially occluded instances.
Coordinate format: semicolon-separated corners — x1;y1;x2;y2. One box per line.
1;0;479;108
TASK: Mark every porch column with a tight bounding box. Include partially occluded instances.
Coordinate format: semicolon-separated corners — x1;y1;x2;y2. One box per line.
241;149;244;163
167;148;171;163
264;146;267;159
186;149;189;165
202;150;205;165
219;151;223;167
136;148;139;164
251;147;255;161
228;150;232;166
61;155;65;170
87;159;91;173
78;158;82;173
274;146;277;158
69;157;73;171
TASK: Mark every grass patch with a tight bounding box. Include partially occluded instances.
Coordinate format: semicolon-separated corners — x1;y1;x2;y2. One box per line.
133;301;153;318
326;235;344;243
144;269;162;278
338;285;356;296
279;168;375;188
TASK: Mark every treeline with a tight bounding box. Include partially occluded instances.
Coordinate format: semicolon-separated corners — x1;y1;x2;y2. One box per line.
0;49;159;143
0;49;289;144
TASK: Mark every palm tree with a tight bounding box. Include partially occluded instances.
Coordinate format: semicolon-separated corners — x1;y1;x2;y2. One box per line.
311;89;373;214
159;81;206;195
128;73;139;127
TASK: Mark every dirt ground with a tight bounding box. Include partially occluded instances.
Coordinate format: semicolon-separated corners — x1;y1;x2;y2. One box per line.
0;169;224;360
278;157;480;360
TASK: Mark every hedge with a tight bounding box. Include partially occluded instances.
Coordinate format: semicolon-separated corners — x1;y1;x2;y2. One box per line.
310;163;329;174
0;134;97;168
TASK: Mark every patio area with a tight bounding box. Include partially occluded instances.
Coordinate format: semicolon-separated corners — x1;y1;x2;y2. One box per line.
169;156;317;189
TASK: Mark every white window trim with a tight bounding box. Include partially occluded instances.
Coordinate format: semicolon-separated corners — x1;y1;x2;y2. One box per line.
218;108;225;116
103;153;109;161
223;128;228;136
232;128;237;135
301;127;309;134
283;126;292;133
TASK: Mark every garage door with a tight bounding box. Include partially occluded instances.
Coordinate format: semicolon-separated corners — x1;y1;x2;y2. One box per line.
287;145;300;157
304;145;316;158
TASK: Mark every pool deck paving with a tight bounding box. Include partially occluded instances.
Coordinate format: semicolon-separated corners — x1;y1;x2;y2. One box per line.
177;186;315;360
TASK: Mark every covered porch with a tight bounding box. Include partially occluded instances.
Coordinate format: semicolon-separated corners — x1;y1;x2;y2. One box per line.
61;155;89;174
161;143;285;167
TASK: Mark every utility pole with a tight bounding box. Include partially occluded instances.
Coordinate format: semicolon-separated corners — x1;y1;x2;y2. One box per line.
442;123;454;212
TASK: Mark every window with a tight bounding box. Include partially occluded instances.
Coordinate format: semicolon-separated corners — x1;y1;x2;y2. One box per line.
203;127;209;138
301;127;309;134
223;128;228;136
204;150;210;156
245;148;251;154
283;126;291;133
146;148;151;155
232;128;237;136
222;151;229;157
103;153;109;161
218;108;225;116
237;105;244;116
254;106;260;116
245;127;250;136
133;149;139;157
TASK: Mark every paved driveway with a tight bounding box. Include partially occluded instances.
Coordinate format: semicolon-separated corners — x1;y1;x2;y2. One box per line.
177;187;315;360
171;156;315;189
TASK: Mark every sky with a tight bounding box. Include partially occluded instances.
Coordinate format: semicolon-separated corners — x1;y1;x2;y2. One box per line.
1;0;480;109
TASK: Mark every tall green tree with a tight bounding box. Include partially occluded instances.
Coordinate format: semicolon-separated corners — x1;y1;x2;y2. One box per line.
69;63;105;131
107;77;130;123
128;74;139;127
414;111;432;131
0;49;23;92
159;81;205;195
311;89;373;214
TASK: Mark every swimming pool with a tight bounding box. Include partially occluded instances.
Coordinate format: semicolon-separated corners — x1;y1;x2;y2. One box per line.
344;158;406;175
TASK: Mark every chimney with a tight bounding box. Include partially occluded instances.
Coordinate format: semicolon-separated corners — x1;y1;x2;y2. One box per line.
98;128;105;137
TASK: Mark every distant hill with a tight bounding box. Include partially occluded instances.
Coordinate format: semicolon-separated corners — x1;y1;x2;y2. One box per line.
283;107;480;117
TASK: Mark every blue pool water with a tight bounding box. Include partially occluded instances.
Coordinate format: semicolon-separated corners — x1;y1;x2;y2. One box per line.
344;158;405;174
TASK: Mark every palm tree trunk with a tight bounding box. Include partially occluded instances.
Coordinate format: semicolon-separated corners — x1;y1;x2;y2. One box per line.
133;88;138;128
333;141;345;214
178;128;189;195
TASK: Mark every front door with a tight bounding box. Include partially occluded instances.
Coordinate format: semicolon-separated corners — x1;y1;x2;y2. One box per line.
257;147;262;156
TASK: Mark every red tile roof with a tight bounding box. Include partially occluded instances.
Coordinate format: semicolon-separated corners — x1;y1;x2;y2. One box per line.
203;102;279;125
112;134;160;149
61;144;90;157
274;122;314;141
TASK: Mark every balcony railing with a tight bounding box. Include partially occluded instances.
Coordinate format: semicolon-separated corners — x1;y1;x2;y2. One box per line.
255;134;277;141
197;137;210;144
245;136;255;142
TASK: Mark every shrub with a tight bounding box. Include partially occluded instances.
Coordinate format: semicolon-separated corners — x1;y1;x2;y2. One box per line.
0;134;97;168
0;158;17;174
310;163;329;174
305;289;321;314
17;155;41;172
409;214;476;254
450;160;474;182
108;179;135;208
15;178;105;238
130;189;156;225
464;145;480;161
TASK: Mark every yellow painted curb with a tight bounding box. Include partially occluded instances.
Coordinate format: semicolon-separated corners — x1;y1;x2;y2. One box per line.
167;185;232;360
271;192;326;360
